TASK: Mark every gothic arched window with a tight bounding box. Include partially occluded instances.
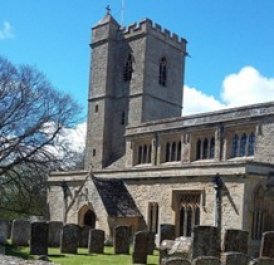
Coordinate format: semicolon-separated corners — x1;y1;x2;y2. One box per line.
123;54;133;82
159;57;167;86
203;138;208;159
179;193;201;237
196;139;201;160
148;202;159;233
209;137;215;159
166;142;170;162
171;142;176;161
240;133;247;157
137;146;142;164
231;134;239;158
248;133;255;156
177;141;182;161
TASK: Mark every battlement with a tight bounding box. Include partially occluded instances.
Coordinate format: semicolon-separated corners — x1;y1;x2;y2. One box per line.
121;18;187;48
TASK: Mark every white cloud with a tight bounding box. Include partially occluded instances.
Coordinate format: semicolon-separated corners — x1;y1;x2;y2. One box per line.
184;66;274;115
183;85;225;115
0;21;14;40
221;66;274;107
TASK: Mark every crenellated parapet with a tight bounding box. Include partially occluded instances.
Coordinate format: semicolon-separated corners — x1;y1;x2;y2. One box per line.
120;18;187;51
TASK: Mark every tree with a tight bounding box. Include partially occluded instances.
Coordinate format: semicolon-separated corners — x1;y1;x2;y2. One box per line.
0;56;82;218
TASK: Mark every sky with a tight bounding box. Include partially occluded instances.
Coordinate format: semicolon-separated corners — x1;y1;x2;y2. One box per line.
1;0;274;147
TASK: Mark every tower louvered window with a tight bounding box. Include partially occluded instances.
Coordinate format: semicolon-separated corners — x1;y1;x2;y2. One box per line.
159;57;167;86
123;54;133;82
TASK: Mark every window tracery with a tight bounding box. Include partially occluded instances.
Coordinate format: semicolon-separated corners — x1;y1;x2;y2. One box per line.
179;193;201;237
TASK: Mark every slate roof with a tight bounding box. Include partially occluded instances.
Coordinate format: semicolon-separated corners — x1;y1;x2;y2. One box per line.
93;177;142;217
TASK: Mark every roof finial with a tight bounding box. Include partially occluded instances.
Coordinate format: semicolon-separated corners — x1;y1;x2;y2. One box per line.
106;5;111;15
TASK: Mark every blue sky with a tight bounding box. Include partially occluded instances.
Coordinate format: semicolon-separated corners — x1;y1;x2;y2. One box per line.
1;0;274;118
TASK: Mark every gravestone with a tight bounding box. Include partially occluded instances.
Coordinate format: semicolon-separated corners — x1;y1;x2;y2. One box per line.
60;224;80;254
132;231;148;264
79;225;90;248
260;232;274;258
88;229;105;254
11;220;30;246
113;226;130;255
192;226;220;259
223;229;249;254
0;220;8;245
48;221;62;247
147;231;155;255
160;224;176;244
223;252;250;265
191;256;221;265
30;221;49;255
159;240;176;265
163;257;191;265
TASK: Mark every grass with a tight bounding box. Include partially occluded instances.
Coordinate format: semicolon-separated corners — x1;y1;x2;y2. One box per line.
5;244;159;265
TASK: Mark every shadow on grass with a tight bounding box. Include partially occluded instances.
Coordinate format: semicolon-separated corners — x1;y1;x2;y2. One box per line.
5;243;33;260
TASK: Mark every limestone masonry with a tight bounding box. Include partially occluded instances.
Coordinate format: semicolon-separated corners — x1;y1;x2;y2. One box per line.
47;11;274;256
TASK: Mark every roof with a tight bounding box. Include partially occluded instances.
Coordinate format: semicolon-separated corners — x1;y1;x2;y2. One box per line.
92;177;142;217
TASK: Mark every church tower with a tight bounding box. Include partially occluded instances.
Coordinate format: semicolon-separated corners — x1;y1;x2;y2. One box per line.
84;11;187;169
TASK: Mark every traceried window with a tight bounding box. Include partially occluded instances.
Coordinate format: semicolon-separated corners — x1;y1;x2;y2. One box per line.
179;192;201;237
148;202;159;233
251;185;274;240
196;137;215;160
123;54;133;82
137;143;152;165
248;133;255;156
231;132;255;158
165;140;182;162
159;57;167;86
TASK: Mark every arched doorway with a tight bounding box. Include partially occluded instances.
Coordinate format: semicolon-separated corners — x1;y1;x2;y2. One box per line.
84;210;96;228
78;204;96;228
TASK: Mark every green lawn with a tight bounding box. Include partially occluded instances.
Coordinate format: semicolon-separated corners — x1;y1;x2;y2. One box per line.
5;244;159;265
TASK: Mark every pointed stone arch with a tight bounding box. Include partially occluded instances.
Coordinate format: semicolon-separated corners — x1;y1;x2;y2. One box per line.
78;204;96;228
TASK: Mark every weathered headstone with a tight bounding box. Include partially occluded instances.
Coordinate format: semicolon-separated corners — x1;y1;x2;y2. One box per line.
88;229;105;254
223;229;249;254
60;224;80;254
168;237;192;259
223;252;250;265
160;224;176;244
30;222;49;255
192;226;220;259
0;220;8;245
256;257;274;265
48;221;63;247
163;257;191;265
191;256;221;265
132;231;148;264
113;225;130;255
260;232;274;258
79;225;90;248
147;231;155;255
11;220;30;246
159;240;176;265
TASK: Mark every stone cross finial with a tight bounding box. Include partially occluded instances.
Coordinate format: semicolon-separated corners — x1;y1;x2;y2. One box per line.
106;5;111;15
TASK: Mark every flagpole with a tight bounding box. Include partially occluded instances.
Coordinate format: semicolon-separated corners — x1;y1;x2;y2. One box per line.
121;0;125;26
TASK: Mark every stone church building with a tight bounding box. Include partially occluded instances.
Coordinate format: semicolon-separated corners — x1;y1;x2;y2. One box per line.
47;12;274;254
